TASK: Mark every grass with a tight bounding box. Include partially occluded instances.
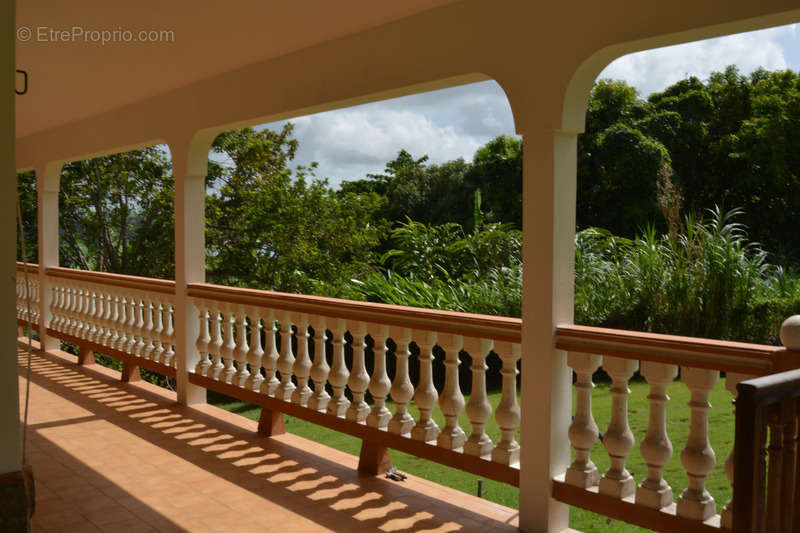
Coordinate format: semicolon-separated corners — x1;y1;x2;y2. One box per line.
209;376;736;532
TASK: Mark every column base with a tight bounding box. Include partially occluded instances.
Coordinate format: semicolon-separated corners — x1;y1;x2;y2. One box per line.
0;466;34;533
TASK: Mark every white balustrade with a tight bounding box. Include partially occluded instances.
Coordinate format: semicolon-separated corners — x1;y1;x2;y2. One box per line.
721;372;752;528
326;318;350;417
163;303;175;368
208;306;224;379
677;367;719;521
260;309;280;396
599;356;639;498
565;351;602;487
492;342;520;465
244;307;264;392
291;314;312;406
233;307;250;387
388;327;414;435
220;305;237;383
195;302;211;375
16;271;40;328
346;321;370;423
437;333;466;450
464;337;494;457
275;311;296;401
411;330;439;442
636;361;678;509
308;315;331;412
367;324;392;429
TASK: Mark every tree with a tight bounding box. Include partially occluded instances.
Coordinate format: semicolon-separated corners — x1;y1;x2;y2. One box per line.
578;80;671;235
206;126;387;295
464;135;523;228
58;147;175;278
340;150;474;230
16;171;37;263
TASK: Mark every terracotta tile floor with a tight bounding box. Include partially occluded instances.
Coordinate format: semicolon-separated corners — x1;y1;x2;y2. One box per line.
16;344;520;533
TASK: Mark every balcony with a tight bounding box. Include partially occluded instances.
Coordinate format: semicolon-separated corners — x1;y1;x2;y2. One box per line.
15;262;800;532
7;3;800;531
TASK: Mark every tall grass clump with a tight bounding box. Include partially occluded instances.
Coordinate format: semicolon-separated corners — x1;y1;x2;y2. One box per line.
575;206;800;343
345;219;522;317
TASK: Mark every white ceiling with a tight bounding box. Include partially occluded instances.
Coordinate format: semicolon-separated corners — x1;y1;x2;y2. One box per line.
14;0;461;138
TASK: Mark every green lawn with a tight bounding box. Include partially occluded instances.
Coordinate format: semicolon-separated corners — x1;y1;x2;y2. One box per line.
210;377;736;532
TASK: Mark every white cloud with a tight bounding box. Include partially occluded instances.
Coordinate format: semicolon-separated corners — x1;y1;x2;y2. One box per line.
252;25;796;187
599;25;794;96
267;81;516;187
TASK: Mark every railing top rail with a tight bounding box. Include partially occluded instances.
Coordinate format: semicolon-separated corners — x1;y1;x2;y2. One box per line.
556;324;790;375
45;266;175;295
15;261;39;274
188;282;521;343
737;368;800;407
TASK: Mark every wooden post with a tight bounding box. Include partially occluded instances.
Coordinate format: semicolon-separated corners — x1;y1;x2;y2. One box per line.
76;346;95;366
257;408;286;437
358;440;391;476
121;361;141;382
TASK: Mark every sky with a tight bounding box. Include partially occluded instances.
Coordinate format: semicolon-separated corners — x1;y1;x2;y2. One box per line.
258;23;799;188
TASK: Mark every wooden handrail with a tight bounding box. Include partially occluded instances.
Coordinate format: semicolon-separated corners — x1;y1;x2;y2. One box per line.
45;266;175;295
555;324;797;375
733;369;800;532
15;261;39;275
188;282;522;343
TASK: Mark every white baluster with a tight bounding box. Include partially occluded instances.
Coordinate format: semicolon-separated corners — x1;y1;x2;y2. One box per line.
599;357;639;498
62;282;74;333
163;302;175;367
194;301;211;375
274;311;296;401
260;309;280;396
720;372;752;529
464;337;494;456
151;297;165;362
244;307;264;392
565;352;602;486
91;285;106;344
117;293;128;350
412;330;439;442
49;282;60;331
133;297;146;356
125;294;138;354
676;367;719;521
85;286;98;341
492;342;521;465
101;289;114;346
308;315;330;412
233;306;250;387
142;298;155;359
109;289;121;349
367;324;391;429
292;314;312;406
326;318;350;417
388;327;414;435
220;305;237;383
636;361;678;508
437;333;466;450
346;322;370;422
208;305;225;379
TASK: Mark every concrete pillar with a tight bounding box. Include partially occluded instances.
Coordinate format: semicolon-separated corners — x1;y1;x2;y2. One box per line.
36;163;62;351
0;0;21;478
1;2;32;531
170;138;211;405
518;128;575;532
